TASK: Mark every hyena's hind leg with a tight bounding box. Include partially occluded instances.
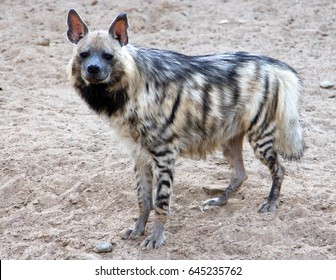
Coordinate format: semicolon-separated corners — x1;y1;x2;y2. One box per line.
202;133;248;210
248;125;285;212
121;159;153;240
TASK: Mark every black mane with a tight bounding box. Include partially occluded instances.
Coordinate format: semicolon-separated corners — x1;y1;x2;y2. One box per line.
76;83;128;116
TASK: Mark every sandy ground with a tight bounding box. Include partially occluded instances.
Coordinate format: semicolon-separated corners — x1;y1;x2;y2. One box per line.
0;0;335;260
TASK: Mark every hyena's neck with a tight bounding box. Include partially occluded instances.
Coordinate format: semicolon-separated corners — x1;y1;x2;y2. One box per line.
76;81;129;117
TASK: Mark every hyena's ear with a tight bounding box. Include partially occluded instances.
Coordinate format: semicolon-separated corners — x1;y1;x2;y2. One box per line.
109;12;129;46
67;9;89;44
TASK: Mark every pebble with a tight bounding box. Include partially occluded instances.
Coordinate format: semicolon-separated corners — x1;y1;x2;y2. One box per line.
219;19;230;25
36;38;50;46
188;188;198;194
93;242;113;253
68;193;79;204
319;80;334;89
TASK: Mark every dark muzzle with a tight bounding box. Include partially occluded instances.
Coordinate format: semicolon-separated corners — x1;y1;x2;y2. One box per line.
87;64;101;74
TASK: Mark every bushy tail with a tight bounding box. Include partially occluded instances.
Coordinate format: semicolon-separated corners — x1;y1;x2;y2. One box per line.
275;70;304;160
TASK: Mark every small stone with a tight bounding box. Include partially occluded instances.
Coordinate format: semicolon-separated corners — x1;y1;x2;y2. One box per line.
188;204;199;210
219;19;230;25
36;38;50;46
319;80;334;89
188;188;198;194
68;193;79;204
93;242;113;253
32;198;40;205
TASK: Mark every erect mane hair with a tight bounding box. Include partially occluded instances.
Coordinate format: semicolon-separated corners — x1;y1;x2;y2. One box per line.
76;82;129;116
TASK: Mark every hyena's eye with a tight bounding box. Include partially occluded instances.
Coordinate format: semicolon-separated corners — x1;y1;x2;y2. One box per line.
102;52;113;60
79;51;90;59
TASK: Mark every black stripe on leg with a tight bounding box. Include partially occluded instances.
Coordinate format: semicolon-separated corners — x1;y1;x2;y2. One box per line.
156;193;170;202
260;126;276;139
152;149;174;158
161;169;173;181
159;180;171;188
257;139;273;149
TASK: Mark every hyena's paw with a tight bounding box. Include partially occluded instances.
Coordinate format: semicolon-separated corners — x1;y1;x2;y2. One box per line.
121;227;144;240
258;201;278;213
140;222;165;249
201;197;227;212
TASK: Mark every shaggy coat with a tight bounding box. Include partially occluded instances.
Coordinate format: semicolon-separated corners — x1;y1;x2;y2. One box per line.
67;9;304;249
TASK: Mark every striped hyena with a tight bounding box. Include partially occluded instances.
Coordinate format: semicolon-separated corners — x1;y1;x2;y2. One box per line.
67;9;304;249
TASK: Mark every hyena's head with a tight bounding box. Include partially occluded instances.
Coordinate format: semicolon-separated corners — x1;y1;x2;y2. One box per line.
67;9;129;85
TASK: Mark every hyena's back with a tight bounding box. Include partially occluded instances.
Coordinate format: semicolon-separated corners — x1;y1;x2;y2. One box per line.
128;47;304;160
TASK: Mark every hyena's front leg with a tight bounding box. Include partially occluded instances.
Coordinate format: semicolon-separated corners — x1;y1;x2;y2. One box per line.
122;159;153;240
141;149;176;249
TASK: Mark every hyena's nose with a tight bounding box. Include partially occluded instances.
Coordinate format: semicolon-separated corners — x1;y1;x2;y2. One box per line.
87;64;101;74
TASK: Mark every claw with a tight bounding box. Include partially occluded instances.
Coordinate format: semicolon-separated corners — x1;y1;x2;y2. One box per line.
258;201;278;213
140;221;166;249
200;204;209;212
201;197;227;212
121;227;144;240
141;236;165;249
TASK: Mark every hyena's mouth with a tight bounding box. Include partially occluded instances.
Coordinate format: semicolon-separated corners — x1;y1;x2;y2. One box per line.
83;74;109;85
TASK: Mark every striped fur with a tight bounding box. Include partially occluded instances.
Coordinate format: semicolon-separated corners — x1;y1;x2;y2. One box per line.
67;10;304;249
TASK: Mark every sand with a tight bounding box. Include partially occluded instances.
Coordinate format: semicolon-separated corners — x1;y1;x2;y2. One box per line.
0;0;335;260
